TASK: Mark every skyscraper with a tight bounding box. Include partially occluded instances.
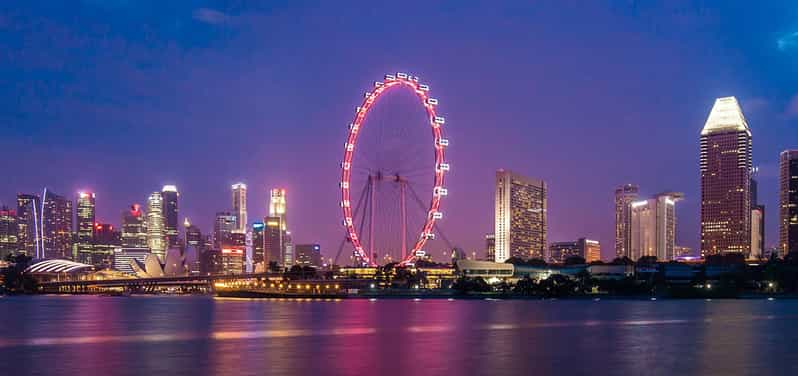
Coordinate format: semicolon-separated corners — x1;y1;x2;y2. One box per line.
630;192;683;261
295;244;322;268
16;193;40;257
0;206;18;259
251;221;265;266
161;185;179;248
700;97;752;257
184;218;203;248
92;223;120;268
780;150;798;256
485;233;495;261
269;188;287;229
494;169;547;262
121;204;148;248
264;216;283;267
614;184;639;259
146;192;166;259
268;188;289;265
232;183;247;232
213;212;237;249
41;190;73;260
75;192;96;264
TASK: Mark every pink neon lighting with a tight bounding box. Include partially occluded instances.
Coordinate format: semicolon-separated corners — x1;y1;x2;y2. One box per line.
340;73;447;267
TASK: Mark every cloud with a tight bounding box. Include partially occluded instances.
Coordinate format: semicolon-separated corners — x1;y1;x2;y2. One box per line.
192;8;230;25
787;95;798;117
777;31;798;52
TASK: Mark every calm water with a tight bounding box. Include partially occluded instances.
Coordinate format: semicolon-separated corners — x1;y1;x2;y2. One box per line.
1;296;797;376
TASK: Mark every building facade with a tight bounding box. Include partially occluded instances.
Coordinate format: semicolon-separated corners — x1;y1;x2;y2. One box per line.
232;183;248;232
75;192;96;264
16;194;40;257
781;150;798;255
41;189;73;260
295;244;322;268
213;212;237;249
494;170;547;262
251;221;265;266
0;207;18;259
161;185;179;248
146;192;166;259
614;184;639;259
264;216;283;267
485;233;495;261
700;97;752;257
121;204;148;248
629;192;683;261
751;205;765;259
549;238;600;263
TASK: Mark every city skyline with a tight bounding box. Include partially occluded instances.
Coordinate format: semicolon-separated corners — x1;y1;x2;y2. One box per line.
1;2;797;261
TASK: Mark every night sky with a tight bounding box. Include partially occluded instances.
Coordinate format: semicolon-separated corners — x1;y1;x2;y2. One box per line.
1;1;797;261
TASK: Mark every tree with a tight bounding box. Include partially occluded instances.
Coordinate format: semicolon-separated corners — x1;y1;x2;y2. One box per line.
1;254;38;294
564;256;586;266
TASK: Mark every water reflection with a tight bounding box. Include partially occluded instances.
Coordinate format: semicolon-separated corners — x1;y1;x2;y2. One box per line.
2;297;798;375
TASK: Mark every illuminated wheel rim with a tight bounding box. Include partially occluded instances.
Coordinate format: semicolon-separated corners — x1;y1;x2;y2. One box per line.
340;73;448;266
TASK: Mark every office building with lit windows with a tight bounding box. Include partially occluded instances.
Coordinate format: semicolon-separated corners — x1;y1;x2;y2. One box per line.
295;244;322;268
614;184;639;259
630;192;683;261
232;183;247;232
41;190;73;260
0;207;18;259
146;192;166;259
121;204;148;248
75;192;96;264
549;238;601;264
494;170;547;262
251;221;265;265
264;216;283;267
700;97;752;257
213;212;237;249
781;150;798;255
161;185;179;248
16;194;40;257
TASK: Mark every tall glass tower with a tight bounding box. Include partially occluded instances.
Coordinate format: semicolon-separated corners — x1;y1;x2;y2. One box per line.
232;183;247;232
147;192;166;259
161;185;179;248
494;169;547;262
700;97;752;257
75;192;96;264
614;184;639;259
780;150;798;256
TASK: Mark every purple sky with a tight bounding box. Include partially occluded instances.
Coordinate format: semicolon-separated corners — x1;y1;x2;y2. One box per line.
1;1;797;261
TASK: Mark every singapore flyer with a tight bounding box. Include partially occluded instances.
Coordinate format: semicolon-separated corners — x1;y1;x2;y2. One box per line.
339;72;449;267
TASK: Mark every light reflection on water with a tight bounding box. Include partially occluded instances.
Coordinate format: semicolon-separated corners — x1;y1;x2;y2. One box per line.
1;296;798;375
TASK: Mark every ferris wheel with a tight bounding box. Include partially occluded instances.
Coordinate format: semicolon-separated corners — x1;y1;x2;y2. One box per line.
339;72;449;267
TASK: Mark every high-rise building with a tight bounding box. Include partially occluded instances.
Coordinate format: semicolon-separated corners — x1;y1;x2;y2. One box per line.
295;244;322;268
485;233;495;261
494;170;547;262
161;185;179;248
16;194;40;257
232;183;248;232
0;206;18;259
549;238;600;264
251;221;265;266
121;204;148;248
751;205;765;259
213;212;237;249
630;192;683;261
780;150;798;256
269;188;287;229
92;223;120;268
184;218;203;248
41;190;73;260
146;192;166;259
700;97;752;257
614;184;639;259
264;216;283;267
269;188;289;265
75;192;96;264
